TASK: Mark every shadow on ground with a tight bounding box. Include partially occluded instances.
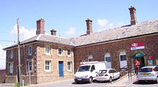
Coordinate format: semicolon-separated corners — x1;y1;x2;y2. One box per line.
133;80;158;85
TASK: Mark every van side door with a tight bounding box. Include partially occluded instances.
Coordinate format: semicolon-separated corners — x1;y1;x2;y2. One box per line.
90;65;96;79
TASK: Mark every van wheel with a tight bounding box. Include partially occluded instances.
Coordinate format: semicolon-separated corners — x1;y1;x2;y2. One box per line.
89;77;93;83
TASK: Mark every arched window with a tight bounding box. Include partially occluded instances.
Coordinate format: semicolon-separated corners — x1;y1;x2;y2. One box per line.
104;53;111;68
88;55;93;62
119;51;127;68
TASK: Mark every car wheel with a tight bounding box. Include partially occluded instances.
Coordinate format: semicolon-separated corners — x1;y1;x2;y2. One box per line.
75;81;79;84
89;77;93;83
156;77;158;83
138;80;143;84
109;77;112;83
97;81;100;83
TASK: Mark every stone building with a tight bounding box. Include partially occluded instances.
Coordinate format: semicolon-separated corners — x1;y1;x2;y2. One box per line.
4;6;158;84
4;19;75;84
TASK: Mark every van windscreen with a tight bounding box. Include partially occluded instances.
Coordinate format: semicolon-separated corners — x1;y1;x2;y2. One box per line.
78;65;90;72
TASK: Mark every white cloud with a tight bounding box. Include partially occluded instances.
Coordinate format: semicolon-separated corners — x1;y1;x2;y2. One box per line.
116;22;124;27
65;27;76;35
97;19;124;31
97;19;108;27
0;24;36;69
109;23;114;29
0;45;6;69
10;24;36;40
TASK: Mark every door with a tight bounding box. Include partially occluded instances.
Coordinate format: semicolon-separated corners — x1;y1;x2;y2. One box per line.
58;61;63;77
91;65;96;79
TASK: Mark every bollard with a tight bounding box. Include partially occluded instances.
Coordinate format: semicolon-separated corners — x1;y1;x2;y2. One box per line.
22;80;24;86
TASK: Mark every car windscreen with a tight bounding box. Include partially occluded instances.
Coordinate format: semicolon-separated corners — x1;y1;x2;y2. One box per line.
99;70;107;73
140;68;152;72
77;65;90;72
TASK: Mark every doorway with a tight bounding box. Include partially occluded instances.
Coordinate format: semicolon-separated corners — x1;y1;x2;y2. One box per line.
135;57;145;68
134;52;145;68
58;61;63;77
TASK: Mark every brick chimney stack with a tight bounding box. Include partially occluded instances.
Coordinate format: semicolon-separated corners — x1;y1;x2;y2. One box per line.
50;29;57;36
129;6;137;25
36;19;45;35
86;18;93;35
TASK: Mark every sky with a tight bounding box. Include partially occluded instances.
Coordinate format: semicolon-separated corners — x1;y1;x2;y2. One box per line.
0;0;158;69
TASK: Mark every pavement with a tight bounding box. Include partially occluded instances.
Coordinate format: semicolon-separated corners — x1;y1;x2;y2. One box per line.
104;74;137;87
0;74;137;87
0;83;15;87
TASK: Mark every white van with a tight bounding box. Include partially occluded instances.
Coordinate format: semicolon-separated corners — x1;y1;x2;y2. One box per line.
74;61;106;83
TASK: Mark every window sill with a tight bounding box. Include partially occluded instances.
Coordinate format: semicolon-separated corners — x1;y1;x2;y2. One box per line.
58;54;62;56
67;55;71;57
28;54;33;56
67;70;72;72
44;70;51;72
45;53;51;56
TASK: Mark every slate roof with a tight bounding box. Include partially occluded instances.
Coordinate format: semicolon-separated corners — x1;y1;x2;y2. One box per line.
4;34;75;49
70;18;158;46
4;18;158;50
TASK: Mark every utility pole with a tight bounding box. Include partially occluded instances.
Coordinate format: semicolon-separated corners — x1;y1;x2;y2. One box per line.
17;18;21;86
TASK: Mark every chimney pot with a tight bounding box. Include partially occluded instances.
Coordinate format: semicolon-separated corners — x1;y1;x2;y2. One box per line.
129;6;137;25
85;18;93;35
50;29;57;36
36;18;45;35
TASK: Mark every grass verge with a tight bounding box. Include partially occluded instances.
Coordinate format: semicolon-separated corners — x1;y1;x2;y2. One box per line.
14;83;28;87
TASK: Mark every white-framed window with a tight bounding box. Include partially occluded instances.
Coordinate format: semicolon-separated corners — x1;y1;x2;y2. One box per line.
28;46;32;55
45;45;50;55
119;51;127;68
67;61;72;71
58;48;63;56
11;50;13;59
28;61;32;72
104;53;111;68
45;60;51;72
9;62;13;74
67;49;71;57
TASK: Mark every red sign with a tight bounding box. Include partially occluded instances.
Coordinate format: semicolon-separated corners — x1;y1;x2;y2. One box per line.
130;42;145;50
149;56;153;59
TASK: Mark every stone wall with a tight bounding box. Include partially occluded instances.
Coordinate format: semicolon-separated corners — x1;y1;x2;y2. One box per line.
5;75;17;83
5;42;75;84
0;70;6;83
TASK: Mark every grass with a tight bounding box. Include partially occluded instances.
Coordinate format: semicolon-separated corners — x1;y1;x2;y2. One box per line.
14;83;28;87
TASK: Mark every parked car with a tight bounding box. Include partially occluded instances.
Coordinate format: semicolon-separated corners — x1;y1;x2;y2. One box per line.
96;68;121;82
137;66;158;83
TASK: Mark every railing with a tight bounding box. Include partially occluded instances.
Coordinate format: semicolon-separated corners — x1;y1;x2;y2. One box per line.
120;65;136;83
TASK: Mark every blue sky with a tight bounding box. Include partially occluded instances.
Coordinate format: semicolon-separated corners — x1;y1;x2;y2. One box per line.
0;0;158;69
